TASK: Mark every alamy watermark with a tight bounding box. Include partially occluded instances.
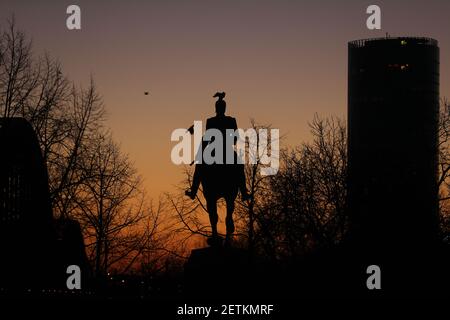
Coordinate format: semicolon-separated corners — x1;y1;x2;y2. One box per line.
171;121;279;176
66;5;81;30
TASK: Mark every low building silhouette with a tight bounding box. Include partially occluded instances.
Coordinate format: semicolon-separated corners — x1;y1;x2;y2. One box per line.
0;118;89;293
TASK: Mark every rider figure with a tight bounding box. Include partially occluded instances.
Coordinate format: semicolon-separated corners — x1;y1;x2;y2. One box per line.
185;92;250;201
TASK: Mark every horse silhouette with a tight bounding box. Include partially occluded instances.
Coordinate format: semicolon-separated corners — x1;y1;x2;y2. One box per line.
185;92;250;246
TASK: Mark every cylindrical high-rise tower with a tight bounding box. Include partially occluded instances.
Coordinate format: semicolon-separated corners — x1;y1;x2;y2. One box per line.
347;37;439;246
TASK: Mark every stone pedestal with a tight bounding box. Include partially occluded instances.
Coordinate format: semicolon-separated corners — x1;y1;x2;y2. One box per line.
184;246;254;297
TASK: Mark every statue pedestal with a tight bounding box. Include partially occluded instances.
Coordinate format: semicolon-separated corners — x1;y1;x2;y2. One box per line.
184;246;254;297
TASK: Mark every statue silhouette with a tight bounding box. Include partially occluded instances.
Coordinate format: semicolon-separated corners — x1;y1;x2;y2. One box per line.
185;92;250;246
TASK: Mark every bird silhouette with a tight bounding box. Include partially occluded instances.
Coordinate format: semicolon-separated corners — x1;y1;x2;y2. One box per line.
213;92;226;100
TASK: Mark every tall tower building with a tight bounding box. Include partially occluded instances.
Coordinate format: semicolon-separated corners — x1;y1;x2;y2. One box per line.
347;37;439;246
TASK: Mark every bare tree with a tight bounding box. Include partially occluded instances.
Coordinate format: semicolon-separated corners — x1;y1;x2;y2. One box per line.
259;115;348;259
233;121;279;253
0;17;173;276
71;133;147;277
48;80;105;220
438;99;450;239
134;196;193;279
0;17;105;219
0;16;37;118
168;171;215;250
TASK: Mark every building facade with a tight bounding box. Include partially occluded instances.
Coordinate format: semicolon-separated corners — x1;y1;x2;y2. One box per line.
347;37;440;246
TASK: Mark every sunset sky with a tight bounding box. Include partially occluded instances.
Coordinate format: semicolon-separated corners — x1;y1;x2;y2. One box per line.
1;0;449;199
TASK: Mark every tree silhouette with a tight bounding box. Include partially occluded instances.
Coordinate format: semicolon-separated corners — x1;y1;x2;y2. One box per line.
0;18;168;279
438;99;450;240
257;115;347;259
171;107;450;259
0;17;105;220
71;133;147;277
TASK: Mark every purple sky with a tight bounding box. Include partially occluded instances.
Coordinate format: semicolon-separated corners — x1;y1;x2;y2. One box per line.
1;0;449;197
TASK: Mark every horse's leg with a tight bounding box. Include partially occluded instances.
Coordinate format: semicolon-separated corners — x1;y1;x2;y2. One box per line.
206;197;219;238
225;191;237;241
185;164;202;199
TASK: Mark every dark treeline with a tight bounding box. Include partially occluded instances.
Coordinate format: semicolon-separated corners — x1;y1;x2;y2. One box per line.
175;110;450;259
